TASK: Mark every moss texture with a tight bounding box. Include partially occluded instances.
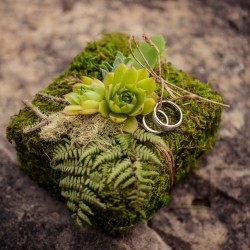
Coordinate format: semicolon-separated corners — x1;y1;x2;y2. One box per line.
6;32;223;234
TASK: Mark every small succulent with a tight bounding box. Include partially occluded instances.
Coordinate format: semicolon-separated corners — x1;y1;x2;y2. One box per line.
63;64;157;133
100;51;132;79
63;77;105;115
99;63;157;133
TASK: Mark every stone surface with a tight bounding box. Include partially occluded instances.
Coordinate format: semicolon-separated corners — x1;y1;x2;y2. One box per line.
0;0;249;249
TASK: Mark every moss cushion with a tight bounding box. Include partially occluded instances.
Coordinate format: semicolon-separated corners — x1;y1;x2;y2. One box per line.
6;32;223;234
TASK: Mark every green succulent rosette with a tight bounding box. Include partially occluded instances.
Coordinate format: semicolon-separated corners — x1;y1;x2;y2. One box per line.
63;77;105;115
63;63;158;133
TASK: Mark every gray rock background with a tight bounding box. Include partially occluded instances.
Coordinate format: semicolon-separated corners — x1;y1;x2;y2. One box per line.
0;0;249;249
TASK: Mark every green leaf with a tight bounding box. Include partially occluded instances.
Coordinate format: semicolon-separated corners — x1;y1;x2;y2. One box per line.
141;98;156;115
110;82;122;99
137;68;149;81
99;100;110;118
122;116;138;133
83;91;103;102
108;100;122;113
136;77;156;94
121;67;138;86
128;89;146;116
82;76;93;84
121;103;135;114
104;72;114;86
109;112;127;123
79;109;99;115
113;63;127;83
64;92;83;104
91;80;105;99
63;105;83;115
129;35;166;69
80;100;99;110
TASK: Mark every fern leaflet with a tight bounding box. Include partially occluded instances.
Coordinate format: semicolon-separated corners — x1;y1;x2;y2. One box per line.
106;159;131;184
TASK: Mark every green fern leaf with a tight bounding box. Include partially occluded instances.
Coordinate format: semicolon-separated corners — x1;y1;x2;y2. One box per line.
133;144;162;165
138;184;153;192
133;129;167;148
66;200;77;212
78;143;101;163
81;187;106;209
121;176;137;189
114;133;132;151
93;147;122;168
77;210;92;225
106;159;131;184
114;168;134;188
79;202;94;215
141;170;159;177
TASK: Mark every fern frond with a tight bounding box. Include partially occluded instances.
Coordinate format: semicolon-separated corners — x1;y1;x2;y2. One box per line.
121;176;136;189
53;159;86;175
81;187;106;209
135;207;147;219
114;133;132;151
79;202;94;215
52;143;74;162
93;147;122;168
138;184;153;192
90;172;104;191
66;200;77;212
99;163;113;175
127;195;145;202
85;173;104;191
75;215;83;227
106;159;131;184
133;144;162;165
59;176;85;191
114;168;134;188
83;155;94;168
133;129;167;148
141;170;159;178
78;143;101;163
77;210;92;225
62;190;81;202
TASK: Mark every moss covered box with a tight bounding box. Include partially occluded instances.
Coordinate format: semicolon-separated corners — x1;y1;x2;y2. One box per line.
6;32;223;234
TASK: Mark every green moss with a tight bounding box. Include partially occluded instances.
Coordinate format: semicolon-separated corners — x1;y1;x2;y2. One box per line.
6;32;223;234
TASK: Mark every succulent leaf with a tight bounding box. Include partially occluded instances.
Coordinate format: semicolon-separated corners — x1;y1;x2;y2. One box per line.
137;68;150;81
122;117;138;133
63;105;84;115
99;100;110;118
113;63;127;83
104;72;114;86
141;98;156;115
136;77;156;94
82;76;93;84
121;67;138;86
109;100;122;113
109;113;127;123
64;92;84;105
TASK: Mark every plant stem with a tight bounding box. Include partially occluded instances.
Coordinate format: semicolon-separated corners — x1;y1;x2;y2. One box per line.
22;100;47;119
37;92;69;104
22;100;51;134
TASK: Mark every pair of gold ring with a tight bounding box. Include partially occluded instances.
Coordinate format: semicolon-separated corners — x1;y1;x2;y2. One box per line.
142;101;183;134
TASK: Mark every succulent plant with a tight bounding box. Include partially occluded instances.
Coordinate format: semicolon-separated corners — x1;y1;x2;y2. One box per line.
99;63;158;133
63;64;158;133
63;77;105;115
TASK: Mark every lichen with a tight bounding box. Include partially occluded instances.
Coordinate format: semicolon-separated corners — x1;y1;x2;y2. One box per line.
39;113;122;146
6;32;223;234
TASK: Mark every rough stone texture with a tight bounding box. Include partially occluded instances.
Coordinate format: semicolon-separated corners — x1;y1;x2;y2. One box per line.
0;0;249;249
